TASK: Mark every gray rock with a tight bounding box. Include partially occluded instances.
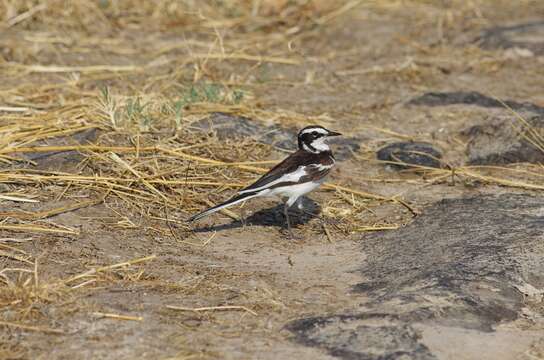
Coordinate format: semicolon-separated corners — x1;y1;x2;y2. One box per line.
288;194;544;359
408;91;544;115
17;128;99;171
408;91;544;165
191;113;360;160
463;115;544;165
376;142;442;169
288;314;436;360
477;21;544;55
190;112;295;149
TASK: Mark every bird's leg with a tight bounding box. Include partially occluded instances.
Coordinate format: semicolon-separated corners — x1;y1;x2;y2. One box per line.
240;205;247;227
283;202;293;236
283;201;305;240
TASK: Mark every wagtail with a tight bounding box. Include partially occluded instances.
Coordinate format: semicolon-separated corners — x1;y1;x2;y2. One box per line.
188;125;341;232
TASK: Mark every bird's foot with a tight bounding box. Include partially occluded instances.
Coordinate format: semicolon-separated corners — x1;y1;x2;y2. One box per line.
239;218;247;229
239;208;248;228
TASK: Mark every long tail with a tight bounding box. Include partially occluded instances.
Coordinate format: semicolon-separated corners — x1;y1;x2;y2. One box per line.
187;191;260;222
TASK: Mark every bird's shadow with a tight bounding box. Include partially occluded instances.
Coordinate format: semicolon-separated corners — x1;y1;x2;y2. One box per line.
191;196;321;233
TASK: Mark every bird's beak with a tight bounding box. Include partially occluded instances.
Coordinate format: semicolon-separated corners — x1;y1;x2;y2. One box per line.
327;131;342;137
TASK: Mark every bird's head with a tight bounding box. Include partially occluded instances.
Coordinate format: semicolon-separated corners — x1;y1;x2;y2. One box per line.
297;125;342;153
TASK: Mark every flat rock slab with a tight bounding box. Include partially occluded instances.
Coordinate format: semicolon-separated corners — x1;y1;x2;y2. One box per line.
477;21;544;55
289;314;436;360
12;128;100;171
408;91;544;115
288;194;544;359
190;113;360;160
409;91;544;165
376;142;442;169
462;114;544;165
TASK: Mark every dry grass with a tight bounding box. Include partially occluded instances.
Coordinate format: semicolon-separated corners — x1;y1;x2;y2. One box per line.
0;81;410;237
1;2;396;354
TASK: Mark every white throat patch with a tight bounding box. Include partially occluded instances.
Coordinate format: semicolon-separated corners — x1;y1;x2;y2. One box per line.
310;136;330;152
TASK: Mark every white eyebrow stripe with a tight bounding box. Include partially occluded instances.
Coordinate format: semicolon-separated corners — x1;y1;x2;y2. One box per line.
300;127;328;135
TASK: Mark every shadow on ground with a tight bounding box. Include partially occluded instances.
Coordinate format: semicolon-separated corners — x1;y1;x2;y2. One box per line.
191;197;322;233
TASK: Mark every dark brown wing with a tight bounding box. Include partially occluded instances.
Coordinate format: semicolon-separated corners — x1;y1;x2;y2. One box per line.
240;150;310;193
239;150;333;194
298;164;332;183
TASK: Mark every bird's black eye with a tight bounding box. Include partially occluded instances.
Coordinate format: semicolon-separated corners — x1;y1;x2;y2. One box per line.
311;131;318;136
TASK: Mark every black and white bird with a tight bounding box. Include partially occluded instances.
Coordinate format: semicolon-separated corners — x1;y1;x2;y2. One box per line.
187;125;341;231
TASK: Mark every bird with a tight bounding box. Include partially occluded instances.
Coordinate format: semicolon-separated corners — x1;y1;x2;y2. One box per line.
187;125;341;233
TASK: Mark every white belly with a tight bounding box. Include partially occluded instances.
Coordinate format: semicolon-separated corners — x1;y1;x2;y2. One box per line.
264;181;323;206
